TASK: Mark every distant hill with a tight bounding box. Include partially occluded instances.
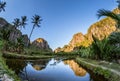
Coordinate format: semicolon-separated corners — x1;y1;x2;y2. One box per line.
31;38;52;52
55;8;119;52
0;17;52;52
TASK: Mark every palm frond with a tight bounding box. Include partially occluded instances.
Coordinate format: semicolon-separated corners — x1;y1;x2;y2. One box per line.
0;1;6;12
117;0;120;9
97;9;120;21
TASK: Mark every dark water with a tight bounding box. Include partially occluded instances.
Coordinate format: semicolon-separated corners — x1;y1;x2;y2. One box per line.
5;58;107;81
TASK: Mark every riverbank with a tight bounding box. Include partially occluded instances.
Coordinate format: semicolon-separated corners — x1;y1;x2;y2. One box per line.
2;52;54;59
76;57;120;81
0;53;20;81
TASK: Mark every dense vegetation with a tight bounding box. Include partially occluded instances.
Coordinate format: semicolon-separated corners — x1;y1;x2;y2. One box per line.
72;2;120;63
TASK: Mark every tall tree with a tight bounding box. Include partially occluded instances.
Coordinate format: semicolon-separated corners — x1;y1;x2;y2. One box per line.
0;1;6;12
20;16;27;29
12;18;21;29
29;15;42;39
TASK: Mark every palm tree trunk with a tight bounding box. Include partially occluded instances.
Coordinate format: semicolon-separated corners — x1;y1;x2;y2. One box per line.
29;26;34;39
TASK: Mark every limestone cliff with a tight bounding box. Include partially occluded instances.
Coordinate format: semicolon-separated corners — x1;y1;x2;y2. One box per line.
0;17;30;46
55;8;119;52
31;38;52;51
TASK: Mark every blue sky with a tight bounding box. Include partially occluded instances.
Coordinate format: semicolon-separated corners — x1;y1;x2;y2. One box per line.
0;0;117;50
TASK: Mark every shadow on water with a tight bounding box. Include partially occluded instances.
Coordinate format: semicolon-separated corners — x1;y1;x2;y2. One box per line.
5;58;108;81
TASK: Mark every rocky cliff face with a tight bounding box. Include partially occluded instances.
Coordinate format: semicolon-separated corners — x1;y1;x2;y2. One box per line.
0;17;30;46
22;35;30;47
8;28;22;42
55;8;119;52
55;33;86;52
0;18;8;27
69;32;85;48
31;38;52;51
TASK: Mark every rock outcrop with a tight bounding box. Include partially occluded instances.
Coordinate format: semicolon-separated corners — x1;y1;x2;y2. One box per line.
0;18;8;27
21;34;30;47
8;28;22;43
69;33;85;47
31;38;52;51
0;17;30;46
55;8;119;53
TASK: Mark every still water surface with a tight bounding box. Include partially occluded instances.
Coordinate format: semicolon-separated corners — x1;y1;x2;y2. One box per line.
5;58;107;81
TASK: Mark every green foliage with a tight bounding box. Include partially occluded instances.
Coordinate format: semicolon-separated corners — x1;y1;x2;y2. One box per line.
77;46;92;58
76;34;119;61
94;67;111;79
12;16;27;30
108;31;120;61
76;57;120;81
0;40;4;50
0;52;20;81
12;18;21;29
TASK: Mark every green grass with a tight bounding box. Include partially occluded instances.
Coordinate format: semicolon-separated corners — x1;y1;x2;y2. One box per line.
3;52;54;59
76;57;120;81
24;47;53;56
0;53;20;81
79;58;120;72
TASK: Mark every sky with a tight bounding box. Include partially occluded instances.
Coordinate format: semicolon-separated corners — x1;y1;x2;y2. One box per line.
0;0;117;50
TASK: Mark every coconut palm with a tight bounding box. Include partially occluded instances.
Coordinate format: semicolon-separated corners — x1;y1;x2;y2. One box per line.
12;18;21;29
97;9;120;30
117;0;120;9
29;14;42;39
20;16;27;29
97;0;120;30
0;1;6;12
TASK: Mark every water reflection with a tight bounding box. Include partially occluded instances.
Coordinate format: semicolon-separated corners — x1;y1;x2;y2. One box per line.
5;58;107;81
64;60;86;76
6;59;26;74
31;59;50;71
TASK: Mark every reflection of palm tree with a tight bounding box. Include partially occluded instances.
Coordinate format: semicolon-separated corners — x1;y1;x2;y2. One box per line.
25;62;29;81
0;1;6;12
29;14;42;39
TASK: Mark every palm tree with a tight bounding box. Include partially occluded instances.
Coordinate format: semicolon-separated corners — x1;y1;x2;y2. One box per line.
97;9;120;30
97;0;120;30
12;18;21;29
117;0;120;9
29;14;42;39
20;16;27;29
0;1;6;12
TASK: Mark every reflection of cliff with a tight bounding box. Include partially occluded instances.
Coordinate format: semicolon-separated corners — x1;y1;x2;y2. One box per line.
33;65;45;71
64;60;86;77
31;59;50;71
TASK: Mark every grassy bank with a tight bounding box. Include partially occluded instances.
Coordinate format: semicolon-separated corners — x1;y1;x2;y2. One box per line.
76;57;120;81
0;53;20;81
3;52;54;60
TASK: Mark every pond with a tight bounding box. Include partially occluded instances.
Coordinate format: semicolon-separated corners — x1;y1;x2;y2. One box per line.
5;58;108;81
